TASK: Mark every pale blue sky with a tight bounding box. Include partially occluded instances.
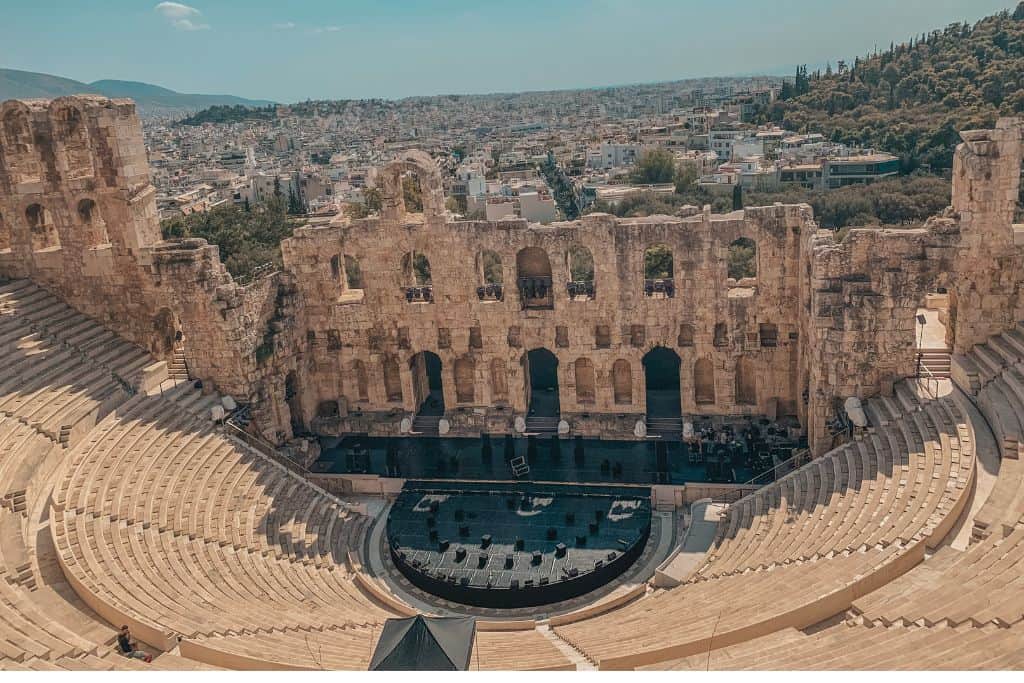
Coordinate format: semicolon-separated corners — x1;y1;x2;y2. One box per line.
0;0;1014;102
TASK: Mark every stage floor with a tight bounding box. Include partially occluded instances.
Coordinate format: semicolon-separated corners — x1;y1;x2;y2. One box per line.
312;430;803;486
387;482;651;607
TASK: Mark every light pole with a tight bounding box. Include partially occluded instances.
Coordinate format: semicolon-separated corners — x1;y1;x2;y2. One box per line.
916;313;927;377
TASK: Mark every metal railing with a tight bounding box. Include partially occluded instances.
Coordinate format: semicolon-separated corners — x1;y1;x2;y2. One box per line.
224;419;308;476
712;447;812;505
643;278;675;298
915;352;941;399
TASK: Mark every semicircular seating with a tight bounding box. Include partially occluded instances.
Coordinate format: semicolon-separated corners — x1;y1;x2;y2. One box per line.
551;380;978;669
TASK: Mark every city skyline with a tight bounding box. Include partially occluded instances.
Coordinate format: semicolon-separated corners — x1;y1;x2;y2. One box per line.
0;0;1014;103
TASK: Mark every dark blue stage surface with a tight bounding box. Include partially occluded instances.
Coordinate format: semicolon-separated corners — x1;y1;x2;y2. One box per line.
311;429;803;486
388;481;651;607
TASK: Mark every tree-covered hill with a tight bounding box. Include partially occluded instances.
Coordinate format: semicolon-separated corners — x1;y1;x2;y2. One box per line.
178;104;279;126
761;3;1024;172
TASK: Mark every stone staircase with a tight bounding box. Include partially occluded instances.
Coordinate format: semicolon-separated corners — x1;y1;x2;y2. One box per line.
917;348;951;378
411;414;441;435
646;417;682;439
168;346;189;381
525;416;559;434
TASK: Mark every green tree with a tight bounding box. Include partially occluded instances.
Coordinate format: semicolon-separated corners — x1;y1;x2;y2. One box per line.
632;149;677;185
160;197;295;279
674;165;699;194
402;175;423;212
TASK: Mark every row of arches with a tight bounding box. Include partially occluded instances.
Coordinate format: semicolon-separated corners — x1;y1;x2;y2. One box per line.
0;200;110;253
341;349;758;416
330;238;758;305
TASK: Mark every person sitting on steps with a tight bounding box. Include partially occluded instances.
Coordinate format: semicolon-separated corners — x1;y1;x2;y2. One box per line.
117;625;152;663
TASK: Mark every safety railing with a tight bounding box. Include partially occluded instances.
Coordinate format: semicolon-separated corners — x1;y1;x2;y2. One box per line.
711;447;812;505
916;352;941;399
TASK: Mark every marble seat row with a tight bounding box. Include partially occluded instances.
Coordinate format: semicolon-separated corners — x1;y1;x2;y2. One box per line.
640;622;1024;670
55;387;366;566
639;520;1024;670
952;332;1024;540
696;382;973;579
553;543;907;669
550;380;979;669
180;625;574;671
0;281;150;444
0;417;157;669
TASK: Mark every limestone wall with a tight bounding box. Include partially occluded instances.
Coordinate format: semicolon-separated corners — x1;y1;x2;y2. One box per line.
2;97;1023;453
280;158;808;440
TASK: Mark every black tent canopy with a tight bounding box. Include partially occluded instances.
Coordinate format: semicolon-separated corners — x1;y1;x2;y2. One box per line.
369;615;477;671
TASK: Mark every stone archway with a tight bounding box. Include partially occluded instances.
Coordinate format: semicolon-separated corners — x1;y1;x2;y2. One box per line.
410;351;444;415
643;347;681;417
525;348;559;418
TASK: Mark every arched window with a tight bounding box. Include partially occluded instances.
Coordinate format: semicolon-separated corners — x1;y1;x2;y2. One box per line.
490;358;508;402
454;356;475;404
694;358;715;405
643;244;675;298
574;357;596;404
54;105;93;180
476;250;503;301
401;251;432;285
567;245;595;301
401;171;424;212
677;323;695;347
401;251;432;303
516;247;553;310
727;237;757;281
77;199;109;247
0;211;10;252
479;250;503;284
26;204;60;252
382;356;403;402
344;255;363;290
2;108;41;186
735;357;757;405
713;322;729;347
612;359;632;405
352;360;369;402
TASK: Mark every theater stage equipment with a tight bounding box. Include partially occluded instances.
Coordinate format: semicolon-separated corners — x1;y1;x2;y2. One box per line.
387;481;651;608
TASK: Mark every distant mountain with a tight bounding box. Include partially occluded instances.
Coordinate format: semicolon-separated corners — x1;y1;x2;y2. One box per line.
0;68;273;117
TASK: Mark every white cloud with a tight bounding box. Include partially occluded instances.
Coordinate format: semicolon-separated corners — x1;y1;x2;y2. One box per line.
155;2;211;31
312;25;342;34
273;22;297;30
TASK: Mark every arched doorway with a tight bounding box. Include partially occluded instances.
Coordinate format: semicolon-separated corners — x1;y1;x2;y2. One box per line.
643;347;681;418
525;348;559;417
410;351;444;416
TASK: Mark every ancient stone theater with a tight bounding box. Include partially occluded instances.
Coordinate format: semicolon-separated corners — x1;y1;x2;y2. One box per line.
0;95;1022;670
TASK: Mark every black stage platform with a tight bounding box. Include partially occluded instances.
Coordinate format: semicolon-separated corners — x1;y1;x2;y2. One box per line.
387;481;651;608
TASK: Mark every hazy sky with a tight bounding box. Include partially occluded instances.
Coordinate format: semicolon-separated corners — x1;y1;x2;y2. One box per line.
1;0;1015;102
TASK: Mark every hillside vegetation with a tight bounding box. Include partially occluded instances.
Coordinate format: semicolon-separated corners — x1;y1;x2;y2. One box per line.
760;3;1024;172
